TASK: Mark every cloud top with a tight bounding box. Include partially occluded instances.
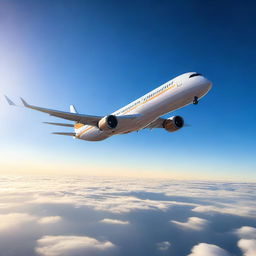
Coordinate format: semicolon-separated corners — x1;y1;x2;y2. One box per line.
38;216;62;225
100;218;129;225
237;239;256;256
0;213;36;231
235;226;256;239
35;235;115;256
171;217;209;231
187;243;230;256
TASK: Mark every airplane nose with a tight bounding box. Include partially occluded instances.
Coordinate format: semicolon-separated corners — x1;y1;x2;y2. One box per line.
204;78;212;92
207;80;212;91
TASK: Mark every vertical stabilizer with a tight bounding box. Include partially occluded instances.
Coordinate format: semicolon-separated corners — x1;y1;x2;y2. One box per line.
70;105;84;133
70;104;77;113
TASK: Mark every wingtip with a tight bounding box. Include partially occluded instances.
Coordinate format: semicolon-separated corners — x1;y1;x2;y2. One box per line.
4;95;16;106
20;97;29;107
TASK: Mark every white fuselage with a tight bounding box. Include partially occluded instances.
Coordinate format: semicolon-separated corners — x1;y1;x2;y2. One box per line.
76;72;212;141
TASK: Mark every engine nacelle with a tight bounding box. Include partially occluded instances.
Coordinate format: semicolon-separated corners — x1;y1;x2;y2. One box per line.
163;116;184;132
98;115;118;130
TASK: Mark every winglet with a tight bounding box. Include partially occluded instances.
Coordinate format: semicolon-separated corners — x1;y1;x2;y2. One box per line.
20;97;30;107
4;95;16;106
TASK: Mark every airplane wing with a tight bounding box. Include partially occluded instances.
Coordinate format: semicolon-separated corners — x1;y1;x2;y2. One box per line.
144;117;165;129
5;96;102;127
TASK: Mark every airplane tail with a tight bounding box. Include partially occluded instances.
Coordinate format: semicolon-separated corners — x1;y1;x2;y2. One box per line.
69;104;77;114
69;105;85;133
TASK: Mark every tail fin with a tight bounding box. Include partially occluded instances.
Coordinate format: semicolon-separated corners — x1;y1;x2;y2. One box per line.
69;105;84;133
70;105;77;113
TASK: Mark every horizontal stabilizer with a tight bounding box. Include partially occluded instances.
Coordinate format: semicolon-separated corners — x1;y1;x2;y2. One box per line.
43;122;73;127
52;132;76;136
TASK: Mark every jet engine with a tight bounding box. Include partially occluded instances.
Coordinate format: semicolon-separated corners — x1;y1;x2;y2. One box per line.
163;116;184;132
98;115;118;130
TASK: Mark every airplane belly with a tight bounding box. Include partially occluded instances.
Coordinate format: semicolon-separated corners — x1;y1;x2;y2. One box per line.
79;127;111;141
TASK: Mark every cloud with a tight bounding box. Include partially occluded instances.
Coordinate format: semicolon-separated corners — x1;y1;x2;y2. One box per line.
237;239;256;256
35;235;115;256
187;243;230;256
234;226;256;239
38;216;62;225
0;213;62;231
0;176;255;256
0;213;37;231
20;177;256;217
157;241;171;251
30;194;183;214
170;217;209;231
192;204;256;218
100;218;129;225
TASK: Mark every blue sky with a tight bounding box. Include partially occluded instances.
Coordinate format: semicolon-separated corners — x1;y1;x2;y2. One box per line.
0;0;255;179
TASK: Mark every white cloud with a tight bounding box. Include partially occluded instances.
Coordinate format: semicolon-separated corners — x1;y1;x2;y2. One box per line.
192;204;256;218
0;213;37;231
157;241;171;251
35;235;115;256
237;239;256;256
187;243;230;256
14;176;255;217
38;216;62;225
0;176;255;256
100;218;129;225
171;217;209;231
234;226;256;239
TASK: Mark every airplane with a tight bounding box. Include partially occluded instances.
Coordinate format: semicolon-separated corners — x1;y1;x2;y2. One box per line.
5;72;212;141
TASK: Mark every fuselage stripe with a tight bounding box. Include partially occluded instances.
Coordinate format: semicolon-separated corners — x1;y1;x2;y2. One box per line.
77;83;176;138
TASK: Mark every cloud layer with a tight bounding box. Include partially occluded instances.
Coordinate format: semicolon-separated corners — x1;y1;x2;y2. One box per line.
0;176;255;256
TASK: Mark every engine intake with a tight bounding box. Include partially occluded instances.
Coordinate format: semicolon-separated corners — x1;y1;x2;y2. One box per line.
163;116;184;132
98;115;118;130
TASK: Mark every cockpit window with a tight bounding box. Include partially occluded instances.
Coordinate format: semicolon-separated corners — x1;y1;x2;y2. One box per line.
189;73;202;78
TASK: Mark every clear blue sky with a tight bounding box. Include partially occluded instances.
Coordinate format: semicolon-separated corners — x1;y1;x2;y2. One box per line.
0;0;255;180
